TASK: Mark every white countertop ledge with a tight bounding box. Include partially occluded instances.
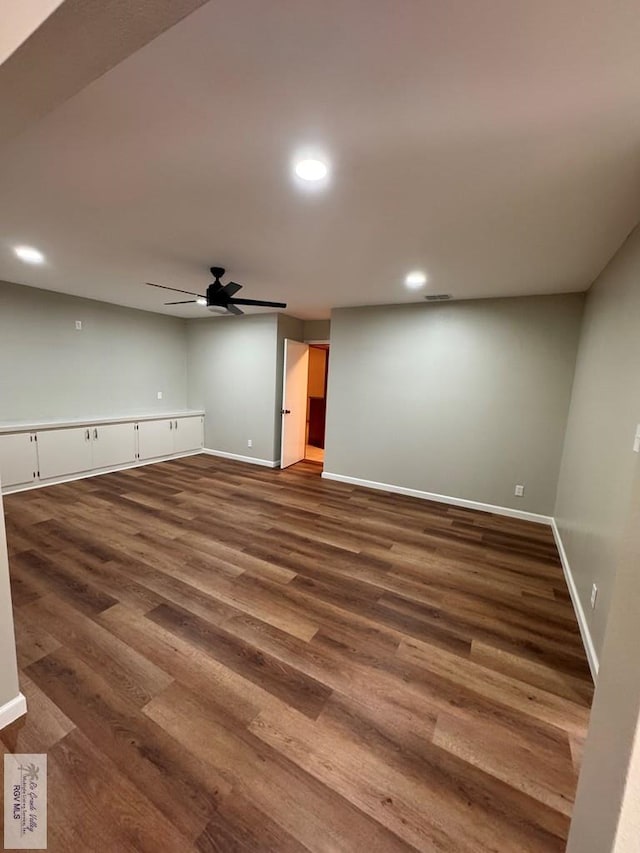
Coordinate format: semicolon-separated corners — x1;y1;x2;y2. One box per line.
0;411;205;434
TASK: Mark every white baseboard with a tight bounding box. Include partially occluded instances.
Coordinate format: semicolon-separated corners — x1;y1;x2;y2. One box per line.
0;692;27;730
201;448;280;468
1;450;203;495
551;519;599;682
321;471;553;525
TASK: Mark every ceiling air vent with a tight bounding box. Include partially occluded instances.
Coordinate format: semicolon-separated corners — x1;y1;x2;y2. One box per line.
424;294;451;302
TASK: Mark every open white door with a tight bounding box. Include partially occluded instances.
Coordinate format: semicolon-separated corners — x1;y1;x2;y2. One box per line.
280;339;309;468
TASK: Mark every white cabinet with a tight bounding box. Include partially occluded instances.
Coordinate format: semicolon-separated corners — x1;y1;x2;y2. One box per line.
0;433;38;488
137;419;175;460
173;416;204;454
0;412;204;493
38;423;136;479
37;427;94;480
138;416;203;459
91;422;136;469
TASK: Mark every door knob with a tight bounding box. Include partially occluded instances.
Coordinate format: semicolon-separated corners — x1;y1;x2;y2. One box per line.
281;409;291;415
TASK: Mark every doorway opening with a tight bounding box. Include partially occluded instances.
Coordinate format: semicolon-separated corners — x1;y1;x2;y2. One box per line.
280;339;329;470
305;344;329;463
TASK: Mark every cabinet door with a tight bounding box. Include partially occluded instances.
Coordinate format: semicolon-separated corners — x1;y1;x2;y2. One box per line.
0;433;38;488
172;417;204;453
91;422;136;469
137;419;174;460
37;427;94;480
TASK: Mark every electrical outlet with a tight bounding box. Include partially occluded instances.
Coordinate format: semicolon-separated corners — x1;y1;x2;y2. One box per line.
591;583;598;609
75;320;82;330
247;439;253;448
514;484;525;497
157;391;163;400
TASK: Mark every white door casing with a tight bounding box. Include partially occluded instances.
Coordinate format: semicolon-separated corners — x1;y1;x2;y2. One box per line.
280;339;309;469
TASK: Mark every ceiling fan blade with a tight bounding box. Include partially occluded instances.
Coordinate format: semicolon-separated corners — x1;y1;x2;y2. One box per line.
164;300;197;305
226;303;244;315
146;282;204;297
221;282;242;297
228;297;287;309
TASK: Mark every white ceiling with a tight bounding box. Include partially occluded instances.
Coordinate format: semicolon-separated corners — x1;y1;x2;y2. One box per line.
1;0;640;319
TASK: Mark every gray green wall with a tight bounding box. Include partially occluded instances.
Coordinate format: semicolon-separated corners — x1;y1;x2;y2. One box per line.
555;225;640;664
0;280;188;421
303;319;330;341
566;462;640;852
325;295;584;515
186;312;304;463
187;313;281;462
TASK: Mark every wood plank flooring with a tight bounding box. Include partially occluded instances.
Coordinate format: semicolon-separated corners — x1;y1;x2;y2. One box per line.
0;456;593;851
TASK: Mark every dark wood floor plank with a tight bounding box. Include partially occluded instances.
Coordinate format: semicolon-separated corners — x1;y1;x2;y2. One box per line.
0;672;75;755
147;601;332;719
10;549;118;615
22;593;174;707
195;790;309;853
47;728;190;853
25;646;229;842
98;602;279;725
432;710;577;817
317;692;570;848
2;455;593;851
145;681;416;853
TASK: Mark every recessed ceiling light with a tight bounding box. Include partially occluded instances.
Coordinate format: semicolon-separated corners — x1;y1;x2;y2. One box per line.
405;270;427;289
196;297;207;306
14;245;45;264
294;158;328;182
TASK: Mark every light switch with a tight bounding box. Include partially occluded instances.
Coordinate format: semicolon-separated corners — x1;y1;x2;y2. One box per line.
75;320;82;330
157;391;163;400
634;424;640;453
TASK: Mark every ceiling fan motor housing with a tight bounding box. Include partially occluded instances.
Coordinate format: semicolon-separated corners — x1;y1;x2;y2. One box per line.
207;282;227;305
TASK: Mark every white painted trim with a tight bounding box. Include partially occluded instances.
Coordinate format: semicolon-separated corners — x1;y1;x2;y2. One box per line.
321;471;553;525
1;450;203;495
201;448;280;468
0;692;27;730
551;519;599;682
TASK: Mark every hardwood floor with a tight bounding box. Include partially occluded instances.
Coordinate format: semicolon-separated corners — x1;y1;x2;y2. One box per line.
304;444;324;463
0;456;593;851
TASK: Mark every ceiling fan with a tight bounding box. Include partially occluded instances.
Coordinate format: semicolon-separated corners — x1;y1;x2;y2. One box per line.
146;266;287;315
